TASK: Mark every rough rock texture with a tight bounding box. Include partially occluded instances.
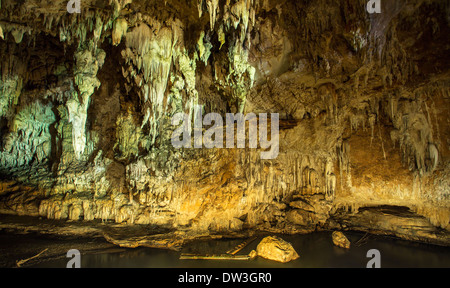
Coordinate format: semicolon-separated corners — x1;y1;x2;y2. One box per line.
256;236;299;263
332;231;351;249
0;0;449;246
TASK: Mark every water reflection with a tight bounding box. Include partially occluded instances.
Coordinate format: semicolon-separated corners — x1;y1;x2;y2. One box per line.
33;232;450;268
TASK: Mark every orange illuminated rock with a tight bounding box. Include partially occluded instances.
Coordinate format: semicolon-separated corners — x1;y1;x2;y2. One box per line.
332;231;351;249
256;236;300;263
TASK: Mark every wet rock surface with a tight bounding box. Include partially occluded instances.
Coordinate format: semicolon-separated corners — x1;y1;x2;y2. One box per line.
256;236;300;263
332;231;351;249
330;206;450;246
0;0;449;247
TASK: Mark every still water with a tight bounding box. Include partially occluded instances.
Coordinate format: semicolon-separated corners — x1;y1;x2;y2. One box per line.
32;232;450;268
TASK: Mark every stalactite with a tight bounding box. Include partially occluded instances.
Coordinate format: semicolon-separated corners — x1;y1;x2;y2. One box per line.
112;17;128;46
206;0;220;31
68;41;105;160
428;143;439;171
337;140;351;189
197;31;212;65
11;28;24;44
123;22;178;144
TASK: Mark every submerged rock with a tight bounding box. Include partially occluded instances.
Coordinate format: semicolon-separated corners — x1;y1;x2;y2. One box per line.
249;249;258;259
256;236;300;263
332;231;351;249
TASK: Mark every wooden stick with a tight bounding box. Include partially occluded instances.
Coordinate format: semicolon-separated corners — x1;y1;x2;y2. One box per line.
226;236;258;255
16;248;49;267
180;254;251;261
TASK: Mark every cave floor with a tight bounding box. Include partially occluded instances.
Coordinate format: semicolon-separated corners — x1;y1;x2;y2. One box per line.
1;229;449;268
0;215;449;268
0;214;250;267
0;229;118;268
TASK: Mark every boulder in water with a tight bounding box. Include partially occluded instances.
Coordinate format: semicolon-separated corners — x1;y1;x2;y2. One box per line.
256;236;300;263
332;231;351;249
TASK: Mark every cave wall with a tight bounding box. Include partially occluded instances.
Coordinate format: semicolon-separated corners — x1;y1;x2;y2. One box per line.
0;0;449;243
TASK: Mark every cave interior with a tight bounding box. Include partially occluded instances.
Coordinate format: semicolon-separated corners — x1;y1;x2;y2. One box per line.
0;0;449;266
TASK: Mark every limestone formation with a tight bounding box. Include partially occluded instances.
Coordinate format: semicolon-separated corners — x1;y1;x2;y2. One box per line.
256;236;300;263
0;0;448;248
332;231;351;249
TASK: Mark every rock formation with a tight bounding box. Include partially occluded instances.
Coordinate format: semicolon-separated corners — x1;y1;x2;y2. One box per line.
332;231;351;249
0;0;449;246
256;236;299;263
